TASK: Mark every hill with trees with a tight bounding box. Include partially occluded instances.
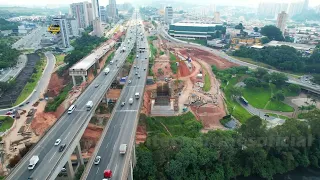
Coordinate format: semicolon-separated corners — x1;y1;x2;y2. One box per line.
0;18;19;30
0;43;20;69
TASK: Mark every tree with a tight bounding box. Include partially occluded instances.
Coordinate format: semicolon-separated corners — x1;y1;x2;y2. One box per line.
253;27;259;32
229;87;243;99
158;68;164;76
260;25;285;41
288;84;301;94
269;72;288;87
254;68;268;78
134;146;156;179
235;23;245;30
261;37;270;44
272;91;285;101
243;77;260;88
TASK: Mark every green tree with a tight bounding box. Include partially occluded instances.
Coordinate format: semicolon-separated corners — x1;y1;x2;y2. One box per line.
261;37;271;44
288;84;301;94
260;25;285;41
254;68;268;78
229;86;243;99
235;23;245;30
243;77;260;88
269;72;288;87
134;146;156;179
253;27;259;32
272;91;285;101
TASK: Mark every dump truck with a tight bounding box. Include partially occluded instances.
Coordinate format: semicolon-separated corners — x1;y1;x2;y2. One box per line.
28;155;39;170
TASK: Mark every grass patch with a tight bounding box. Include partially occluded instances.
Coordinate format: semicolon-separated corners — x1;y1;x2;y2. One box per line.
242;87;271;109
45;84;72;112
169;52;178;74
14;58;46;106
54;54;65;66
265;100;294;112
203;74;211;92
160;51;165;55
126;51;135;64
0;116;14;132
146;112;202;138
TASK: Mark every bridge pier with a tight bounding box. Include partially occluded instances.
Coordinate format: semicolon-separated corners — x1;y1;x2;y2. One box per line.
132;143;136;167
66;159;75;179
72;75;76;87
75;142;84;166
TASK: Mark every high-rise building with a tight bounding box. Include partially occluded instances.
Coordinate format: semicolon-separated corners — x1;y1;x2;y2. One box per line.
315;5;320;14
277;11;288;34
92;0;100;19
91;0;103;37
66;17;79;37
214;12;221;23
70;2;93;29
287;1;304;17
164;6;173;24
100;6;108;23
52;17;70;48
303;0;309;12
108;0;117;22
258;2;288;18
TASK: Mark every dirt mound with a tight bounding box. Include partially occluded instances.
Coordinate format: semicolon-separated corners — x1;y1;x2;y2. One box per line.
179;48;237;70
47;72;68;97
31;112;57;136
179;61;191;77
80;123;103;151
136;125;147;144
191;104;225;130
141;90;151;115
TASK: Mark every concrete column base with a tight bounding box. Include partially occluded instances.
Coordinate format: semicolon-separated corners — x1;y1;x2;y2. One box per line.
66;159;75;179
72;75;76;87
75;142;84;166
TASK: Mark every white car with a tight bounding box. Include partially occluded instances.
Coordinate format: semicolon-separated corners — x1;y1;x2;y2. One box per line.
54;139;61;146
94;156;101;165
128;80;132;84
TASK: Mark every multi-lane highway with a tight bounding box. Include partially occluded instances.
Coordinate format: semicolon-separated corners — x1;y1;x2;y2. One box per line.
82;12;149;180
6;15;138;180
158;25;320;94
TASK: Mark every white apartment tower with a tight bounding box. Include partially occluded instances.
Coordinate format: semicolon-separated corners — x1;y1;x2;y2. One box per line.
52;17;70;48
164;6;173;24
277;11;288;34
214;12;221;23
70;2;93;29
108;0;117;22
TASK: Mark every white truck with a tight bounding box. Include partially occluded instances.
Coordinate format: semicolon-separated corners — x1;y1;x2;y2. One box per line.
86;101;93;111
129;98;133;105
119;144;127;154
104;68;110;75
135;92;140;99
28;155;39;170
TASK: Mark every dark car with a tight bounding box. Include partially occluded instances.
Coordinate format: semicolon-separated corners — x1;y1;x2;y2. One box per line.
59;144;66;152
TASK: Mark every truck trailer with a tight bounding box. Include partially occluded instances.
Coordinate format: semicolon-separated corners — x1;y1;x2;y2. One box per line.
28;155;39;170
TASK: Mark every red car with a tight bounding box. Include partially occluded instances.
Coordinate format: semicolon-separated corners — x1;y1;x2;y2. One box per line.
5;111;12;115
103;170;112;179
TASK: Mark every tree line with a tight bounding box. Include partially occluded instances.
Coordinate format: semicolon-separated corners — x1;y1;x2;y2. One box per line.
0;18;19;30
233;45;320;73
134;110;320;180
0;43;20;69
63;33;106;67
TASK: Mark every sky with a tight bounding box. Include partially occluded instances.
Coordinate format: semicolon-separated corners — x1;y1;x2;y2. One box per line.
0;0;319;7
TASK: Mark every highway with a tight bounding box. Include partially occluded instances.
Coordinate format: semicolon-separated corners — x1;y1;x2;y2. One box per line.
158;24;320;94
82;12;149;180
5;15;138;180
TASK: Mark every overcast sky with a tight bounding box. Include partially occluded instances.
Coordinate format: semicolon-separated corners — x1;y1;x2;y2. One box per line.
0;0;319;7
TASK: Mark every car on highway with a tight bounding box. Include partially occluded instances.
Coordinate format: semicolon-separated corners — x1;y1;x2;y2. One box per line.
128;80;132;84
138;75;141;79
95;84;100;88
135;71;138;75
103;169;112;179
68;105;76;114
120;144;127;154
134;65;136;68
59;144;66;152
129;98;133;105
5;111;13;115
121;102;126;107
54;139;61;146
94;156;101;165
144;68;146;71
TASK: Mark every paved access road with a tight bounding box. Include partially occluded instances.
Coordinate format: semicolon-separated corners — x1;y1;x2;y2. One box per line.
82;13;149;180
0;55;27;82
12;27;48;50
0;52;56;115
5;17;138;180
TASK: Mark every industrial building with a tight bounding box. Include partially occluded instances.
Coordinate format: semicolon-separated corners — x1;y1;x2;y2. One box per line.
168;22;224;39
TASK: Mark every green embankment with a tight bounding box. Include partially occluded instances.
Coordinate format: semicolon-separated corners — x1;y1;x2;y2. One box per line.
0;116;14;132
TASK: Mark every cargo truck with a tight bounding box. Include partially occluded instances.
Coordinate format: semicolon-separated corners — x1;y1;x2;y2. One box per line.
135;92;140;99
86;101;93;111
28;156;39;170
119;144;127;154
104;68;110;75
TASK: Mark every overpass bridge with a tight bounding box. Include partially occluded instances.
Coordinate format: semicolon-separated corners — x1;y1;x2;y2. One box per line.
5;14;138;180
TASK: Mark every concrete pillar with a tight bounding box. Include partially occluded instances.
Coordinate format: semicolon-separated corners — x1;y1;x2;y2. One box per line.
66;159;75;179
82;75;86;83
128;160;134;180
132;143;136;167
72;75;76;87
96;61;100;69
75;143;84;165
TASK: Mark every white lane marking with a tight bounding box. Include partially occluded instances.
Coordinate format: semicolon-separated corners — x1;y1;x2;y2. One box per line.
64;132;71;140
48;151;57;163
105;142;110;149
114;163;118;175
96;167;100;174
116;110;138;113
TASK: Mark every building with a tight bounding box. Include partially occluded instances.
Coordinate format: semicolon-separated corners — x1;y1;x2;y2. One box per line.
303;0;309;12
265;40;316;52
117;3;132;11
258;2;288;18
277;11;288;34
52;17;70;48
214;12;221;23
91;0;103;37
168;22;224;39
108;0;117;22
70;2;93;29
164;6;173;24
92;0;100;19
287;1;304;17
316;5;320;13
100;6;108;23
66;18;79;37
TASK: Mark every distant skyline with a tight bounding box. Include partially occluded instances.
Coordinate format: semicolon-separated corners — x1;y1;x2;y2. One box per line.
0;0;319;7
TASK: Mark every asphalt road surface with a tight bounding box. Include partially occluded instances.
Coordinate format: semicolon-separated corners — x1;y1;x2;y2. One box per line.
0;55;27;82
5;17;137;180
83;13;149;180
0;52;56;115
12;27;48;50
